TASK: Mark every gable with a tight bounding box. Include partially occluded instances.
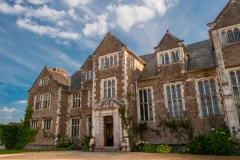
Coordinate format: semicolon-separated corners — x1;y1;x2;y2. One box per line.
212;0;240;28
155;31;183;52
93;32;125;57
81;56;93;71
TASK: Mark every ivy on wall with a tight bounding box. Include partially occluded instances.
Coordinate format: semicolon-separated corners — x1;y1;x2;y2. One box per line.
0;106;39;149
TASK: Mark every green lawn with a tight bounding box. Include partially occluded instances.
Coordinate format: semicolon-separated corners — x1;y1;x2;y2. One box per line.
0;150;48;154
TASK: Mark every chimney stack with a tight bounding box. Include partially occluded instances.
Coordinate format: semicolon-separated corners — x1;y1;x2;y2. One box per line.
166;30;170;33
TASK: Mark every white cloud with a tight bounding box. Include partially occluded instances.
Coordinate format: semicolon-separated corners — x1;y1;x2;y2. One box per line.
15;100;27;104
143;0;178;15
68;8;77;20
25;5;66;21
3;116;12;119
0;106;19;113
17;18;80;40
0;2;27;15
56;40;70;46
83;14;108;37
63;0;91;7
107;4;154;32
28;0;51;5
56;20;69;26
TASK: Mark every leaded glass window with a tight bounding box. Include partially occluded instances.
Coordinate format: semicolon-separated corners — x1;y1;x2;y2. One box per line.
103;78;116;98
71;118;80;138
139;88;153;121
165;53;169;64
234;28;240;41
166;84;184;119
197;79;220;116
228;30;235;43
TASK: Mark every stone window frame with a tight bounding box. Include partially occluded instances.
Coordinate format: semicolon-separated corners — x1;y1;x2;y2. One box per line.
138;87;155;121
163;82;185;120
130;56;136;70
101;77;117;99
42;118;52;130
70;117;80;138
99;52;118;69
195;77;221;118
31;119;38;129
88;89;93;107
83;70;93;81
227;67;240;112
219;24;240;45
156;47;184;67
39;76;49;86
86;116;92;136
34;92;51;110
71;92;81;108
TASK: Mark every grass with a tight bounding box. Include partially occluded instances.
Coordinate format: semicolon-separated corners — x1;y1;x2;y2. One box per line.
0;150;49;154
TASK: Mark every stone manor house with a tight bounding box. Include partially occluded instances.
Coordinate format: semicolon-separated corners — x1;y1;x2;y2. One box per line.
26;0;240;150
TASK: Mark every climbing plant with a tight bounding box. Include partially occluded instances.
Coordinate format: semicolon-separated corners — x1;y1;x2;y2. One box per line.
151;118;194;142
0;106;39;149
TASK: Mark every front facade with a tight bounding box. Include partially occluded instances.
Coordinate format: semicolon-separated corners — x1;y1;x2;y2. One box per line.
26;0;240;150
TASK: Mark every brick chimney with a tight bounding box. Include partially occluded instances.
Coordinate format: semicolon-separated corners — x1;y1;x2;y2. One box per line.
52;68;68;75
166;30;170;33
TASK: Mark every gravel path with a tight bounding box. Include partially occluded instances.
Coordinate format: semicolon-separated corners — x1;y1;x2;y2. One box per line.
0;151;240;160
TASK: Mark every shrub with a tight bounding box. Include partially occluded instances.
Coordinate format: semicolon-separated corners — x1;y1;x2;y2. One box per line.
156;144;171;154
136;140;149;151
187;128;237;155
177;146;190;154
57;137;73;148
141;144;157;153
131;145;140;152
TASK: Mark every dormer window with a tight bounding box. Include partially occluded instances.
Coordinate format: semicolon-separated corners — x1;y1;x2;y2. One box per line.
158;49;182;65
99;53;118;69
39;77;49;86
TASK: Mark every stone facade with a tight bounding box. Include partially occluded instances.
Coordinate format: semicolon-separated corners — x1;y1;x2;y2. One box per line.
27;0;240;150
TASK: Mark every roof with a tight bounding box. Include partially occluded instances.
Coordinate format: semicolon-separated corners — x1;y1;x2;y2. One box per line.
50;70;70;86
70;70;82;91
138;53;158;81
210;0;240;28
186;40;216;72
154;31;183;52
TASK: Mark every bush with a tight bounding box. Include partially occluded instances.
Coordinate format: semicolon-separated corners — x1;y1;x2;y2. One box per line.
187;128;237;155
156;144;171;154
131;145;140;152
177;146;190;154
57;137;73;148
136;140;149;151
141;144;157;153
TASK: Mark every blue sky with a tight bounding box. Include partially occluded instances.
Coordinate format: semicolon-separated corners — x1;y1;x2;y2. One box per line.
0;0;229;124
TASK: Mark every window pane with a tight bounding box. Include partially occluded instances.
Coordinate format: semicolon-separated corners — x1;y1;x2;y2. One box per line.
178;100;184;118
213;96;220;115
140;104;144;120
228;30;235;43
201;98;207;116
114;55;117;66
236;71;240;85
177;85;182;98
167;86;171;99
112;87;115;98
105;57;109;67
168;100;173;119
104;89;107;98
148;89;152;102
230;72;237;85
108;80;111;87
210;79;216;94
108;88;111;98
143;90;147;102
204;80;210;95
233;87;240;105
161;55;165;64
112;80;115;86
176;51;179;61
165;53;169;64
144;104;149;120
207;97;213;116
221;32;227;44
173;100;179;119
139;91;143;103
171;86;176;99
171;52;176;62
198;81;204;96
104;81;107;88
234;28;240;41
110;56;113;66
149;103;153;120
101;58;104;68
